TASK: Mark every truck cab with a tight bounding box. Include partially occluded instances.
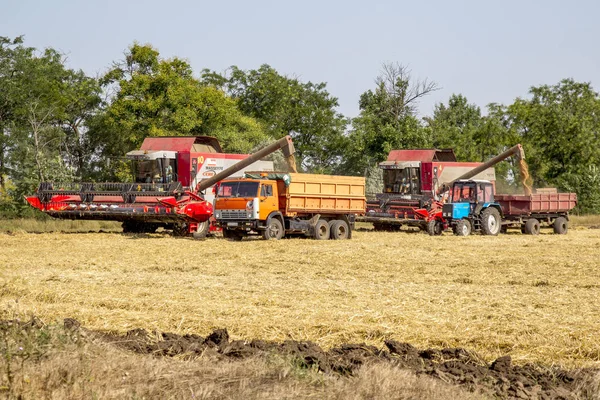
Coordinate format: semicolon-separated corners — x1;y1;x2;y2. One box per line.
214;177;283;240
442;180;502;236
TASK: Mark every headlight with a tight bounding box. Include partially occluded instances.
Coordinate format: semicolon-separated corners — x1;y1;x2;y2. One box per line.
215;211;221;218
247;212;252;218
246;200;253;209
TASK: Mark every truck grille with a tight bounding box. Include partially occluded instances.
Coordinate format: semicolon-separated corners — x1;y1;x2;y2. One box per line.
220;209;248;219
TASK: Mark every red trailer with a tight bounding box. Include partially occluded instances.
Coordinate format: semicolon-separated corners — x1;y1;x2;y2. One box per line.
495;191;578;234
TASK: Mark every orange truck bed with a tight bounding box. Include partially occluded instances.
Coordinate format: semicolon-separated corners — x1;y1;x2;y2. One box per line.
282;173;366;216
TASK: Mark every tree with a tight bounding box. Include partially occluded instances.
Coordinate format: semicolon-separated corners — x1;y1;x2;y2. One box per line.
202;64;348;172
343;62;438;176
94;43;267;167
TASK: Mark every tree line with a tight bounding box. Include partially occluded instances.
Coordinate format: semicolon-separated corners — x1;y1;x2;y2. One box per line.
1;36;599;215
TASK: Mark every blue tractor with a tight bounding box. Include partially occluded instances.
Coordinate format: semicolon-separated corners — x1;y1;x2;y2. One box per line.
442;180;502;236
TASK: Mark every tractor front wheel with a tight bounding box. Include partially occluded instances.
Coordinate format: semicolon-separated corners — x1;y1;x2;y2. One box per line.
454;219;471;236
481;207;501;236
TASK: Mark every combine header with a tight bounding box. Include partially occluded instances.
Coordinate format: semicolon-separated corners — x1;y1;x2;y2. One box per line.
26;136;296;237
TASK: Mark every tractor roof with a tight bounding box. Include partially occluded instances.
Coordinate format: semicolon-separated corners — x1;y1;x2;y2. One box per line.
386;148;457;163
139;136;223;153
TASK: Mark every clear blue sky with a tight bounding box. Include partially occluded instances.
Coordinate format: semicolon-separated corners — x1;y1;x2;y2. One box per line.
3;0;598;118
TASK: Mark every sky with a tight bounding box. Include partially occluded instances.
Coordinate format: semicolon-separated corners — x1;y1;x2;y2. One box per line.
3;0;599;118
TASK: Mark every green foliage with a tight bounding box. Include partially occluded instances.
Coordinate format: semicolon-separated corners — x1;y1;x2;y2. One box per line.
558;165;600;214
343;63;437;176
95;44;267;164
202;64;347;172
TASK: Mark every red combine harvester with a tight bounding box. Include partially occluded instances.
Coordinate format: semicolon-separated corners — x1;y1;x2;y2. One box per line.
358;148;495;232
26;136;296;237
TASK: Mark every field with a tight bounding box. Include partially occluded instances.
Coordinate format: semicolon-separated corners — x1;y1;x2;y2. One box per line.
1;222;600;398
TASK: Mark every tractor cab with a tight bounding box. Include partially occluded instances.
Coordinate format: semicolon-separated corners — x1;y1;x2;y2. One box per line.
126;150;178;184
442;180;502;236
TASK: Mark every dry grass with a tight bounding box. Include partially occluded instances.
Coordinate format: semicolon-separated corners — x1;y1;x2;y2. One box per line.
1;227;600;370
0;321;483;400
0;218;121;233
571;214;600;227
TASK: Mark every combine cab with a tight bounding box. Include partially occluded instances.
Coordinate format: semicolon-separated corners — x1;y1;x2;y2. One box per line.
26;136;275;236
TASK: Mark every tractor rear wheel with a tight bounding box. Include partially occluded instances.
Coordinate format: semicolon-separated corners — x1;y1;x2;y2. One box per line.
427;220;443;236
455;219;471;236
524;218;540;235
330;220;349;240
553;217;568;234
263;218;284;240
481;207;501;236
313;219;330;240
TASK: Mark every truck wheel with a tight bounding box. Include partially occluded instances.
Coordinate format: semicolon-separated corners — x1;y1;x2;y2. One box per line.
192;220;209;240
330;220;349;240
481;207;501;236
455;219;471;236
427;220;442;236
263;218;284;240
313;219;330;240
524;218;540;235
553;217;568;234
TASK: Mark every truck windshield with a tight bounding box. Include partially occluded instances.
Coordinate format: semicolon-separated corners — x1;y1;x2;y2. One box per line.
452;184;476;203
217;181;259;198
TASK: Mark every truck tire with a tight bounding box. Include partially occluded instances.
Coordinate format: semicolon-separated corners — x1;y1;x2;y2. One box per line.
192;220;209;240
481;207;501;236
524;218;540;235
330;220;349;240
263;218;284;240
427;220;442;236
553;217;568;234
313;219;330;240
454;219;471;236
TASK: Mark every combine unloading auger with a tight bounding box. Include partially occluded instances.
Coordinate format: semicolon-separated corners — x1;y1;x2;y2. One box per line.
26;135;296;236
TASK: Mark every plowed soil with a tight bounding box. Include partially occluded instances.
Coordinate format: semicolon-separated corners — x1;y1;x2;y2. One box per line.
62;318;596;399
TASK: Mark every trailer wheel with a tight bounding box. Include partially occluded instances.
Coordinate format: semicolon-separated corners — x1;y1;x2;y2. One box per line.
426;220;443;236
313;219;330;240
481;207;501;236
263;218;284;240
455;219;471;236
524;218;540;235
330;220;349;240
553;217;568;234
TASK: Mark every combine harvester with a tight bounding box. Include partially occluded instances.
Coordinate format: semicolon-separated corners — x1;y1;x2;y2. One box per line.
26;136;297;237
360;144;577;235
358;148;496;233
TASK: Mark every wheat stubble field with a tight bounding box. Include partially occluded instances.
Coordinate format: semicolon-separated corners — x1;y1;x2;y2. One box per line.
2;225;600;370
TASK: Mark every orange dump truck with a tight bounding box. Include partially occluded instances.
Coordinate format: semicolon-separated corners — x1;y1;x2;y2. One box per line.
214;173;366;240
